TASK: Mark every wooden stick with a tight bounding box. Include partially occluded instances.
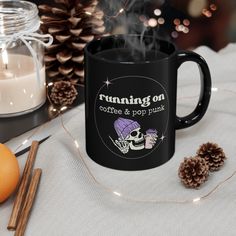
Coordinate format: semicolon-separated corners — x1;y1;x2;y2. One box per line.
8;141;39;231
15;169;42;236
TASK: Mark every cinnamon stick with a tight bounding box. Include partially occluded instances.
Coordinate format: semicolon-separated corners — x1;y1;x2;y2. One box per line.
8;141;39;231
15;169;42;236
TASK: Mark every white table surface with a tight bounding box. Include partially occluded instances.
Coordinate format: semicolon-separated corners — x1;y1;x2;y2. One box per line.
1;44;236;236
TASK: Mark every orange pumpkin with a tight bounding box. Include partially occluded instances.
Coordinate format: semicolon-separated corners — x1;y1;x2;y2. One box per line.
0;144;20;203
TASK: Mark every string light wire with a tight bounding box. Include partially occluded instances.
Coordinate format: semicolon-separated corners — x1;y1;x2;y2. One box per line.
57;87;236;204
59;111;236;203
13;84;236;204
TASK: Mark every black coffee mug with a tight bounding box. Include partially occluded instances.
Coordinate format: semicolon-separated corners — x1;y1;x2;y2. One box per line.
84;35;211;171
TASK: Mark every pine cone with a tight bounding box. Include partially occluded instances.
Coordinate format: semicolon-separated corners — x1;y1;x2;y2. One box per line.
197;142;226;171
178;156;209;188
39;0;105;84
50;80;78;106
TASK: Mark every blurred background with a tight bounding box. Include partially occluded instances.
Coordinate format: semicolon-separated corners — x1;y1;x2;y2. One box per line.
33;0;236;51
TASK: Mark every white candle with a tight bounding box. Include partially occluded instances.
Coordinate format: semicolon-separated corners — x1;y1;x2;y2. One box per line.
0;54;46;116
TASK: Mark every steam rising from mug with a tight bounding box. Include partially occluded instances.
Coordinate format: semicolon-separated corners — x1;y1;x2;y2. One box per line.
101;0;166;61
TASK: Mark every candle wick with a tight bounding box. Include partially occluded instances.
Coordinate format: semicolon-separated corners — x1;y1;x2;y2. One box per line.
5;64;8;70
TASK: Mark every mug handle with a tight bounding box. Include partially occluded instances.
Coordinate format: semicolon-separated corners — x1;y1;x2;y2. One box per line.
176;51;212;129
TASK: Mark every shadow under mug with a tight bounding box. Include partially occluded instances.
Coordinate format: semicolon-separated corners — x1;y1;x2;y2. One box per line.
84;35;212;171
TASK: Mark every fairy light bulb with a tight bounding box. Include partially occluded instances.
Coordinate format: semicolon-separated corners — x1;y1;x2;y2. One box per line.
177;24;185;32
143;20;149;27
202;9;212;18
212;87;218;92
1;46;8;69
74;140;79;149
22;139;28;145
154;9;161;16
171;31;178;38
183;27;189;34
60;106;68;112
158;17;165;25
183;19;190;26
174;18;180;26
119;8;124;14
193;197;201;203
210;4;217;11
113;191;122;197
148;18;158;27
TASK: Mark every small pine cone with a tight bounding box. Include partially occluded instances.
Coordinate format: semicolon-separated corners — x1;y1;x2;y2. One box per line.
178;156;209;188
197;142;226;171
50;80;78;106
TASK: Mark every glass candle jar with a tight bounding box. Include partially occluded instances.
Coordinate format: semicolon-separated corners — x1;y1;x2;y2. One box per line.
0;1;52;117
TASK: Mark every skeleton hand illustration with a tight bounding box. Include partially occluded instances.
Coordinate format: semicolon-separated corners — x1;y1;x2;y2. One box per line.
109;136;130;154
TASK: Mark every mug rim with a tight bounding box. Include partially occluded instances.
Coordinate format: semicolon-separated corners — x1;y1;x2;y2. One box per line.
84;34;177;65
